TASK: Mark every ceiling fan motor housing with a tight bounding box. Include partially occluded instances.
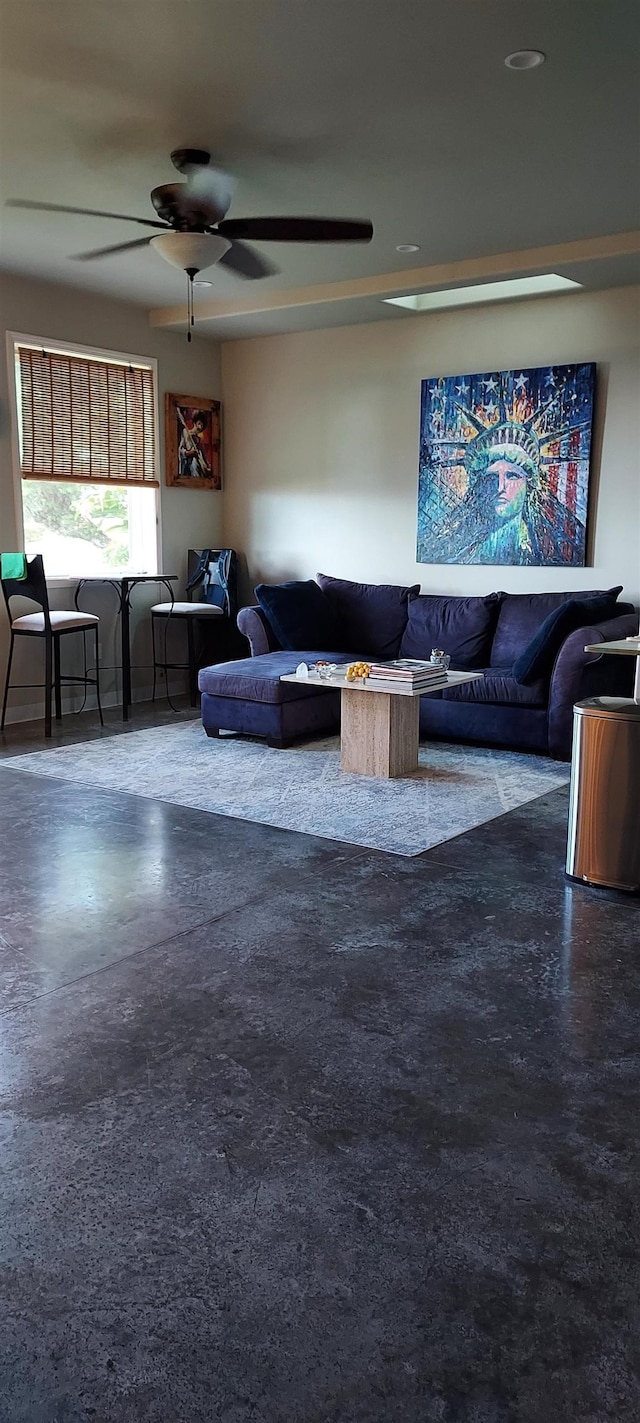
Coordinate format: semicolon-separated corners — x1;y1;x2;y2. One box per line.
170;148;212;174
151;182;229;228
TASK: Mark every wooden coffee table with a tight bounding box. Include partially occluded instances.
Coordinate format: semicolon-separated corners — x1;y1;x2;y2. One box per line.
280;667;483;777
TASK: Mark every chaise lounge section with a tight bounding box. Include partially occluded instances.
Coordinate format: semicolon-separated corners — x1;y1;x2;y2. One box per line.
199;577;637;760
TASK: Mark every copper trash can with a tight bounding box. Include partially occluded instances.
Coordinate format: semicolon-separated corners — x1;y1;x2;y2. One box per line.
566;697;640;892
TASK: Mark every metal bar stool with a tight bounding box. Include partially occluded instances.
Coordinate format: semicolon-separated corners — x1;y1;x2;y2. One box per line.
151;548;237;707
1;553;103;737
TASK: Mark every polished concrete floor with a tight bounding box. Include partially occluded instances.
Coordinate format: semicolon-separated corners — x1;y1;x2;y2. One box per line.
0;703;639;1422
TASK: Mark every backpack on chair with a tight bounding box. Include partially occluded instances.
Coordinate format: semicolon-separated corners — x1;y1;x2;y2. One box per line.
186;549;237;619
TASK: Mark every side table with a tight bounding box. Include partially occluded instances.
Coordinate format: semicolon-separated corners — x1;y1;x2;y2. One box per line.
582;637;640;703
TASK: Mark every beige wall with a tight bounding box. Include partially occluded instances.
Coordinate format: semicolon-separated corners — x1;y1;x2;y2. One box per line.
0;272;221;718
3;279;638;725
221;286;640;608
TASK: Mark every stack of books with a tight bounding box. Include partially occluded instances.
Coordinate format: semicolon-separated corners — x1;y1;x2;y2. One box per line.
366;658;450;690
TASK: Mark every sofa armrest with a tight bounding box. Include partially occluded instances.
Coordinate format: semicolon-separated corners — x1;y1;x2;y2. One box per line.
237;605;282;657
548;611;638;760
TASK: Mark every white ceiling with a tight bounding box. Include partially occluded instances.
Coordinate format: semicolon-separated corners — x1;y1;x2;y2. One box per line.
1;0;639;336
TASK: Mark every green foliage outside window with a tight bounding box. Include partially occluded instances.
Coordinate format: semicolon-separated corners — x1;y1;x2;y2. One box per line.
23;482;130;567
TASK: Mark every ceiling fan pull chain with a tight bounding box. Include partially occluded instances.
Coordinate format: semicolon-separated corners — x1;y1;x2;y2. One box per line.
185;267;197;342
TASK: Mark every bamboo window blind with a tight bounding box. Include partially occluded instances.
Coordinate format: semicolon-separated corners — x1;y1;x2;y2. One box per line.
17;346;157;486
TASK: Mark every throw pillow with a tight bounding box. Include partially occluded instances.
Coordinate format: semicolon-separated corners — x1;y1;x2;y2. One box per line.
317;574;420;658
491;586;623;667
399;593;502;669
512;593;618;686
254;580;343;652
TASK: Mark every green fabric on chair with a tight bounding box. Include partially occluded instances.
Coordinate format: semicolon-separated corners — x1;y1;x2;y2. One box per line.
0;553;27;581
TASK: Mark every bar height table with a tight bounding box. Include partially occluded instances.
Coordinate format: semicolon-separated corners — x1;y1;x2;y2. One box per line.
75;574;177;720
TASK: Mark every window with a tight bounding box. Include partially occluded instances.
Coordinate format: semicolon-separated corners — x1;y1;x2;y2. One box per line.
11;337;160;578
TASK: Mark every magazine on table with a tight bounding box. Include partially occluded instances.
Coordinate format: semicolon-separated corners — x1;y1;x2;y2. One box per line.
367;658;449;681
366;676;448;691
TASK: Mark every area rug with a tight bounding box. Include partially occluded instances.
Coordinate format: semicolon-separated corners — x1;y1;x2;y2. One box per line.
5;721;570;857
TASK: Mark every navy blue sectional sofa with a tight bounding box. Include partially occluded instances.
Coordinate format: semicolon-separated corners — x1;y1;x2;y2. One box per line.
198;576;636;761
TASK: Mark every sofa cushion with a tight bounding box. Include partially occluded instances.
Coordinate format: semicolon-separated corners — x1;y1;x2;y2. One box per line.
490;587;623;668
512;593;620;686
199;651;353;704
316;573;419;658
399;592;501;669
441;667;547;708
255;580;342;652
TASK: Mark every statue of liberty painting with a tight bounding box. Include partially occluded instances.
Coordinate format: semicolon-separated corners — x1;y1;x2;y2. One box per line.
416;364;596;566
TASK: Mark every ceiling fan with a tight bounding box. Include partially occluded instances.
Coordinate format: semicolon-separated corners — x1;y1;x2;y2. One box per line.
8;148;374;338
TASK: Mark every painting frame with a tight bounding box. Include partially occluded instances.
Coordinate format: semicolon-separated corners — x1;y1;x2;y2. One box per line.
164;392;222;490
416;362;597;567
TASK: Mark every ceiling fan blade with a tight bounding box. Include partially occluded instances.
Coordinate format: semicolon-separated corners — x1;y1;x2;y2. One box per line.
217;216;373;244
217;240;279;280
72;236;153;261
7;198;167;228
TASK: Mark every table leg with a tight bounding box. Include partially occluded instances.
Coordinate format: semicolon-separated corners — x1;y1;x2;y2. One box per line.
340;689;420;777
53;636;62;720
121;579;131;720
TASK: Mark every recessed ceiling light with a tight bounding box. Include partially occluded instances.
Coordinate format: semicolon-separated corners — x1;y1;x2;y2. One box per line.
396;244;421;253
504;50;545;70
383;273;581;313
193;279;213;287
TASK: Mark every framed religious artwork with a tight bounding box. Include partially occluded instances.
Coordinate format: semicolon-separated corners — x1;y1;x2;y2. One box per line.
164;392;222;490
416;363;596;566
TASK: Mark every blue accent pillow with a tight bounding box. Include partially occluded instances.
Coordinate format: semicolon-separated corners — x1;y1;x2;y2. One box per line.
512;593;618;686
317;573;420;658
255;579;343;652
399;592;502;668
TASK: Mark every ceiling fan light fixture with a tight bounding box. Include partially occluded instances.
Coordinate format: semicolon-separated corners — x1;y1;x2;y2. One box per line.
150;231;232;342
150;230;231;273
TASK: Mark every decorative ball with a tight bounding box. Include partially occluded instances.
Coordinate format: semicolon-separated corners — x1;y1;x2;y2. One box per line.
345;661;371;682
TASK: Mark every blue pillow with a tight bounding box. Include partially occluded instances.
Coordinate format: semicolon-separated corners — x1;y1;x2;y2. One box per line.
400;592;502;668
255;579;343;652
512;593;618;686
317;573;420;658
